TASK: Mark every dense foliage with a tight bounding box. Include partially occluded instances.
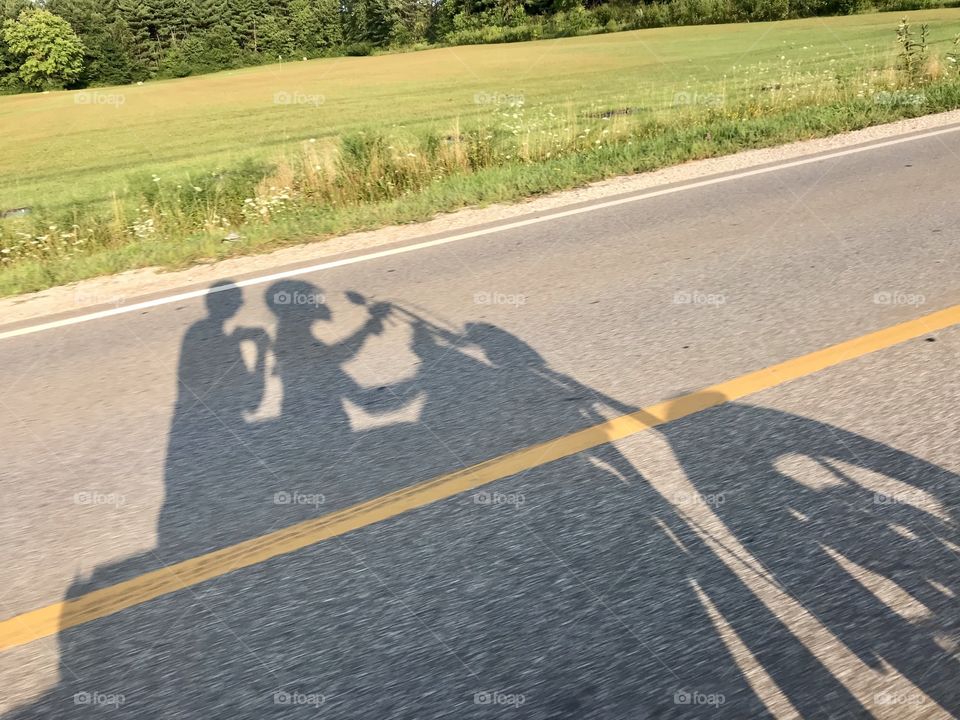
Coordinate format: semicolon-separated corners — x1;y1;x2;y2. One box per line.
0;0;953;91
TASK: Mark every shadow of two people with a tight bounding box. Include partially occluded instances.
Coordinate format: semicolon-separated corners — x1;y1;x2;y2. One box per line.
14;278;959;719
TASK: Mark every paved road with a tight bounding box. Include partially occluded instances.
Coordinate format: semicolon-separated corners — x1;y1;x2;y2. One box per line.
2;126;960;719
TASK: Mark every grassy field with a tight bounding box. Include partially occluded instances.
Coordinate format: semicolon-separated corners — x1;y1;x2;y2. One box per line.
1;9;959;295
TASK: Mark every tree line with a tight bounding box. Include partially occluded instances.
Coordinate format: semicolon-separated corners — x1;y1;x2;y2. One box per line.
0;0;936;92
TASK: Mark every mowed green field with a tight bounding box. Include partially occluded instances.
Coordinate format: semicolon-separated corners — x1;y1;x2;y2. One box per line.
3;8;959;215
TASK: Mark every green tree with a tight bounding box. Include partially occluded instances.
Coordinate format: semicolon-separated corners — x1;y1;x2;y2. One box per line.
192;0;228;31
0;0;34;90
0;33;18;91
227;0;268;50
200;22;242;65
257;13;294;55
163;23;240;74
427;0;457;41
287;0;319;52
313;0;344;50
108;16;150;80
47;0;141;85
2;9;85;89
343;0;369;44
390;0;430;45
345;0;403;46
116;0;159;69
1;0;32;21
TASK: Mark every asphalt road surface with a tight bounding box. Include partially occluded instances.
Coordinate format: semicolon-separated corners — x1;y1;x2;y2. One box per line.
2;125;960;719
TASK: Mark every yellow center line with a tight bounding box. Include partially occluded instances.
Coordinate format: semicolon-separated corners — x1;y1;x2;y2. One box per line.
2;303;958;652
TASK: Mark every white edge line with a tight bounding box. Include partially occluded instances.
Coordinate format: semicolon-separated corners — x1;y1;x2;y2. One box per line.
3;123;959;342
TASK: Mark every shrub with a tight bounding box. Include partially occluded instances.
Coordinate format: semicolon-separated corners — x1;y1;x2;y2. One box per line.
731;0;790;21
446;24;539;45
343;41;373;56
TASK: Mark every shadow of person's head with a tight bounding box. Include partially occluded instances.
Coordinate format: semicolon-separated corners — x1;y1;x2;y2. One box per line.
266;280;331;323
205;280;243;323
